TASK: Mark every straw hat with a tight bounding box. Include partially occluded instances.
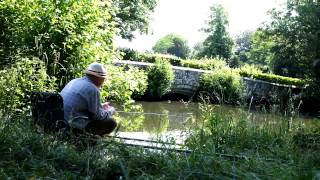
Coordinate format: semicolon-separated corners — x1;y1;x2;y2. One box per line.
85;62;107;78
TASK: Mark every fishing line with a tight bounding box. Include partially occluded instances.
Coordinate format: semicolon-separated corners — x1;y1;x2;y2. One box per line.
116;111;193;119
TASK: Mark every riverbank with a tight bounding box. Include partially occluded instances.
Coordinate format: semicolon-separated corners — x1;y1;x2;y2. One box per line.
1;105;319;179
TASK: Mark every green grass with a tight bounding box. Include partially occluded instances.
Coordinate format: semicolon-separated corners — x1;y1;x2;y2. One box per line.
0;107;319;179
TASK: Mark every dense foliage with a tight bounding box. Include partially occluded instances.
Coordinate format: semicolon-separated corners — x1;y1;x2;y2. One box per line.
0;58;56;115
234;30;253;63
152;33;190;59
198;68;244;104
195;4;233;59
146;60;174;98
0;0;116;85
101;65;148;103
247;30;274;67
247;0;320;78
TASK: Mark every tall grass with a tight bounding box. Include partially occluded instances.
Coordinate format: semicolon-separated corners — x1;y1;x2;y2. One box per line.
1;105;319;179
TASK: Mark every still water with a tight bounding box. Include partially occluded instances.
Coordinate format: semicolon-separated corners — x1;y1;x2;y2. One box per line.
112;101;316;142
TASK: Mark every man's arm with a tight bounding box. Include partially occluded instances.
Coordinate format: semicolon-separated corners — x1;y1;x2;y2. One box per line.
88;89;110;121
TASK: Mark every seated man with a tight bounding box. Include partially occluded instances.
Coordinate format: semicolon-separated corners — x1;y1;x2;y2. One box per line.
60;62;117;136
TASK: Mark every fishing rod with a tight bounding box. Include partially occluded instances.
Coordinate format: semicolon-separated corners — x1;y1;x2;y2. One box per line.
107;135;185;146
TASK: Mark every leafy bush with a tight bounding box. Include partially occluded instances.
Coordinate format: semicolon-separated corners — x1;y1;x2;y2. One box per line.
239;70;306;86
101;65;148;103
146;60;174;98
137;53;156;63
0;57;56;114
0;0;116;85
237;64;263;74
181;58;227;70
118;47;140;61
181;60;212;70
198;68;244;104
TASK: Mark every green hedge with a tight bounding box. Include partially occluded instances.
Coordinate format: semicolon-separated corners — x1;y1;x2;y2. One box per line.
181;60;213;70
181;59;227;70
239;70;306;87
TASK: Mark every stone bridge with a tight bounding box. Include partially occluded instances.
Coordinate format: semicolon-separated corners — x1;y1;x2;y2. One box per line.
114;60;301;99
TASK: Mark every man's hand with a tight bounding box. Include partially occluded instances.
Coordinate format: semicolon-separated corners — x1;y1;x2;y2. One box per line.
102;102;110;110
102;102;116;116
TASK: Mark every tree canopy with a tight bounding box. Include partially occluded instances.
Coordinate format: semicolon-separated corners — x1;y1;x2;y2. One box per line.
152;33;190;59
112;0;157;40
196;4;233;59
250;0;320;78
247;30;274;67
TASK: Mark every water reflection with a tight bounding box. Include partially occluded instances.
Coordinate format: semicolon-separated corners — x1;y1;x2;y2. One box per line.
114;101;200;134
112;101;318;141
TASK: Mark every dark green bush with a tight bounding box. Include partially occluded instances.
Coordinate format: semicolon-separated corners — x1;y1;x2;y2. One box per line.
146;60;174;98
0;57;56;114
198;68;244;104
118;47;140;61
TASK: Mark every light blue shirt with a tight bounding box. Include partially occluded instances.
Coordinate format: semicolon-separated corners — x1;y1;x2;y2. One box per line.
60;76;110;129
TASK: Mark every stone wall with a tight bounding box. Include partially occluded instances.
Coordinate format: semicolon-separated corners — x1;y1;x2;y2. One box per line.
243;77;301;99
